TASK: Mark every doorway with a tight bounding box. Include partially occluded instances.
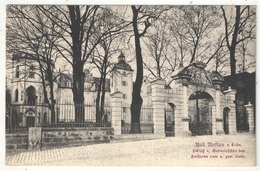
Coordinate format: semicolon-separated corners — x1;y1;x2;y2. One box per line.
26;116;35;127
189;91;213;136
165;103;175;137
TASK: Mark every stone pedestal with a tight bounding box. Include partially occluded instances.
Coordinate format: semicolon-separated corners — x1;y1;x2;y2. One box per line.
151;77;166;137
245;102;254;133
110;91;123;139
223;87;237;134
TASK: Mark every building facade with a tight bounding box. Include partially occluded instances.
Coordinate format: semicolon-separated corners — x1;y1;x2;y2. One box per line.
7;52;254;136
8;52;133;128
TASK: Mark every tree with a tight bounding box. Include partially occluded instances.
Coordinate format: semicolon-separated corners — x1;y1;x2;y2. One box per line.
91;34;122;124
36;5;129;123
6;5;64;123
130;5;169;133
168;6;223;66
221;5;256;88
142;17;177;82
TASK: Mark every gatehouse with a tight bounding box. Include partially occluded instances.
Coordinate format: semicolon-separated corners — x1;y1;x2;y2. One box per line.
161;62;237;136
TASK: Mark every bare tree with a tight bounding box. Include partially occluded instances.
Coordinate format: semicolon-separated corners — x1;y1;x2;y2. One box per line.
142;17;177;83
6;5;64;123
91;34;122;123
130;5;169;133
221;5;256;88
168;6;223;66
36;5;130;123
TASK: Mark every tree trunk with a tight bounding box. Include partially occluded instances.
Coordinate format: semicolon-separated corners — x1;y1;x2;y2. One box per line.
100;53;108;124
95;75;102;124
49;75;56;123
229;6;240;88
229;48;237;88
72;63;85;124
68;6;85;124
130;6;143;133
100;72;107;124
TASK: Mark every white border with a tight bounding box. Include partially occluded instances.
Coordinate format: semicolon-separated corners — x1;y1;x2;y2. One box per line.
0;1;259;171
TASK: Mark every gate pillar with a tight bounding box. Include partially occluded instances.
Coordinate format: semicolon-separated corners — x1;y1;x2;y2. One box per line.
110;91;123;139
173;82;191;137
224;87;237;134
215;88;225;135
182;84;192;136
151;77;166;137
245;102;255;133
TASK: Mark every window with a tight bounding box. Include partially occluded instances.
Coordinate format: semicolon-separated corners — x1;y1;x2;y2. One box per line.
15;89;18;102
26;86;36;105
15;66;19;78
28;65;35;78
123;107;126;113
66;80;71;87
122;81;127;86
123;94;127;99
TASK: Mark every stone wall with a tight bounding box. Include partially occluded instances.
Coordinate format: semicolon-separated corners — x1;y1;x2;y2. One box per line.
6;134;29;153
6;127;114;153
42;127;114;149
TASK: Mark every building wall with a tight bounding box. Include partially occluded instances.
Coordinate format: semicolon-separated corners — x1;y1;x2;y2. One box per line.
111;69;133;123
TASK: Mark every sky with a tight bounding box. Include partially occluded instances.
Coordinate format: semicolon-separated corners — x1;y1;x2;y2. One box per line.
3;4;257;83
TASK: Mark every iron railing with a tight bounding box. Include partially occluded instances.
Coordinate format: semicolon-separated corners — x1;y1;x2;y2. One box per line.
121;103;154;134
5;101;111;133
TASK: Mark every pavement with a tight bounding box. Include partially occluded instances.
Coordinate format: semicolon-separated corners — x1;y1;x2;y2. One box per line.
4;133;256;167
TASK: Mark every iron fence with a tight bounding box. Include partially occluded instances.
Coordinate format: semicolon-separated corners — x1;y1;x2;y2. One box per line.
121;103;154;134
5;101;112;133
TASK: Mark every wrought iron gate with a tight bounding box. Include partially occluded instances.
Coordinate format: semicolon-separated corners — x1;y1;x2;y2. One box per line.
165;106;175;137
189;92;213;136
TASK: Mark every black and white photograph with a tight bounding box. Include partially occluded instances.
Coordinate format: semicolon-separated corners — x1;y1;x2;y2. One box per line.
1;0;258;169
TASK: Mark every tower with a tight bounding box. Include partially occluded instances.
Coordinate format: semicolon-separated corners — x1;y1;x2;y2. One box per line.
9;53;49;127
111;52;133;111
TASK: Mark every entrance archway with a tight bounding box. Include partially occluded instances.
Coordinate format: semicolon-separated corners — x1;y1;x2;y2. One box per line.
223;107;230;134
165;103;175;137
188;91;214;135
26;110;35;127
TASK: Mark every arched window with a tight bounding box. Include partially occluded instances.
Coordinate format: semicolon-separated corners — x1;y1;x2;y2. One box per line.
26;86;36;105
28;65;35;78
15;89;18;102
15;66;20;78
